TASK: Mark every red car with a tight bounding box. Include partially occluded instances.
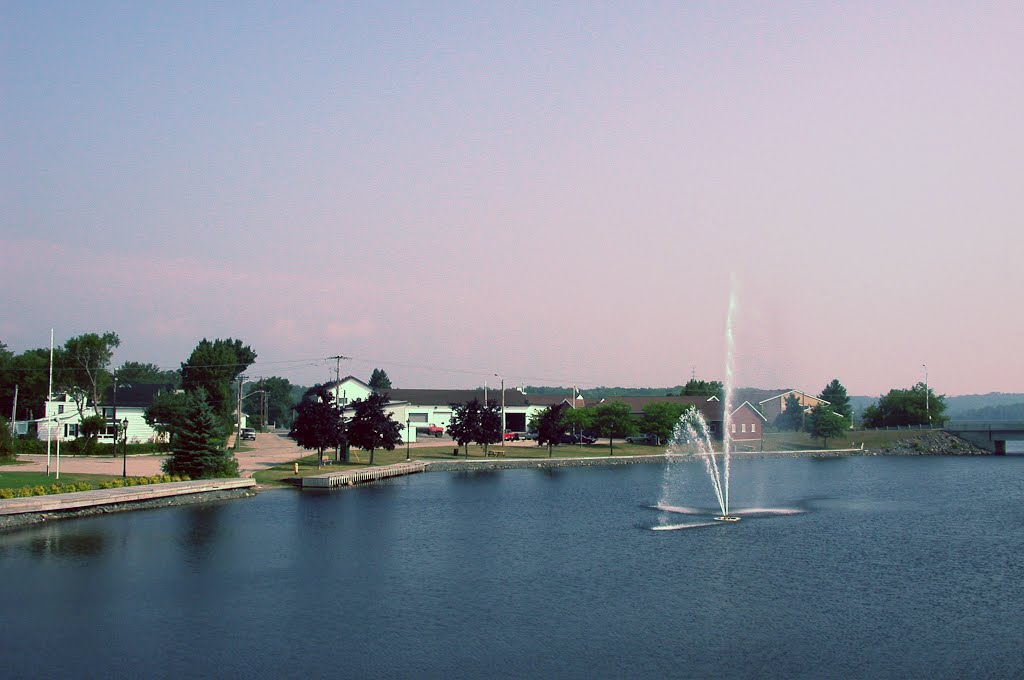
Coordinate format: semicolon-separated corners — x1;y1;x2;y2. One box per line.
503;431;519;441
416;424;444;437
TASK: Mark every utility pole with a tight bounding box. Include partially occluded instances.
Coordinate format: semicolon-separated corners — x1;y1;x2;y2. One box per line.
327;355;350;460
234;376;245;449
10;384;17;434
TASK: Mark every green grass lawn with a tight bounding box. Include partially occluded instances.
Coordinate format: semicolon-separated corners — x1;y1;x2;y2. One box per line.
0;470;124;490
252;430;930;486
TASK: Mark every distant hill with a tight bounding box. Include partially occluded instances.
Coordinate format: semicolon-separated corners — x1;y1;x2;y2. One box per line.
525;386;685;399
944;393;1024;417
848;392;1024;420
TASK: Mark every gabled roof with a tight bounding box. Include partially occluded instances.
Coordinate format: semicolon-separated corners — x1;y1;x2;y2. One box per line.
731;401;768;421
383;388;533;408
325;375;371;391
597;395;724;421
758;389;830;406
102;383;177;408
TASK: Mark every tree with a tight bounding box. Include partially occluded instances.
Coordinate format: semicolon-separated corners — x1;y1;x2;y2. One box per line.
681;378;724;400
290;385;345;466
163;393;239;479
562;406;594;446
144;389;195;448
0;346;52;421
806;405;848;448
0;415;15;462
774;393;805;431
368;368;392;391
478;399;502;454
641;402;690;445
448;399;482;456
532;403;568;457
181;338;256;425
262;376;296;428
115;361;181;387
79;413;107;455
57;332;120;418
861;383;946;428
346;392;402;465
818;379;852;419
592;401;638;455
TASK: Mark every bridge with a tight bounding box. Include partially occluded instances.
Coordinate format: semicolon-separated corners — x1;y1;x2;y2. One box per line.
945;421;1024;454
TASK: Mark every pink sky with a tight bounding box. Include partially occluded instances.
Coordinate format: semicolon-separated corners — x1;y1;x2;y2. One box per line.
2;2;1022;396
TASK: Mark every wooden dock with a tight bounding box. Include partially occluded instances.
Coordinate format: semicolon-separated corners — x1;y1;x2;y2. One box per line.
302;462;427;489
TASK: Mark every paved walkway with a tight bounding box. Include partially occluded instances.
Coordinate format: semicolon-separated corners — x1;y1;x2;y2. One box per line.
0;478;256;516
3;431;309;478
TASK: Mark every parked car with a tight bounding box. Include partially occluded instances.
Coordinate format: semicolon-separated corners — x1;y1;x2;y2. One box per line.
240;428;257;441
560;433;596;445
626;433;659;445
416;424;445;437
503;431;519;441
520;431;538;441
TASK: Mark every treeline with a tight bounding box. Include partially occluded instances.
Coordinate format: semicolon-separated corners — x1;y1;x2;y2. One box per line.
526;379;723;400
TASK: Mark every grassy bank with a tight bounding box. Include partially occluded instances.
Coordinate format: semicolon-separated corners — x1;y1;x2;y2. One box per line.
253;430;933;486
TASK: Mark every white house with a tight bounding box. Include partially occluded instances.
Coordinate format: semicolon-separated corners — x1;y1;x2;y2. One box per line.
38;384;175;444
326;377;579;443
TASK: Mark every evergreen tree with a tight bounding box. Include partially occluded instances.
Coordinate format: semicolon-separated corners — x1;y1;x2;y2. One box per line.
818;378;852;419
806;404;848;449
774;393;805;431
181;338;256;425
163;394;239;479
346;392;402;465
368;368;393;391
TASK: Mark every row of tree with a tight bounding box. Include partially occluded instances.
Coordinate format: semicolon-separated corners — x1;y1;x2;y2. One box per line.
290;387;403;466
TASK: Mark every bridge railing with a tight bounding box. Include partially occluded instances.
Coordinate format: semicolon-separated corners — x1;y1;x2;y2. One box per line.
945;420;1024;431
858;424;942;432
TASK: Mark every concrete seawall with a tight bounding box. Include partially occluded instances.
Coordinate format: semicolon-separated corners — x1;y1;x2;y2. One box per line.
0;478;256;531
426;449;868;472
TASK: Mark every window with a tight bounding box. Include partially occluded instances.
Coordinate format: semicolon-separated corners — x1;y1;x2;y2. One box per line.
64;423;79;438
751;423;757;433
409;413;428;423
58;404;65;414
731;423;736;433
741;423;747;433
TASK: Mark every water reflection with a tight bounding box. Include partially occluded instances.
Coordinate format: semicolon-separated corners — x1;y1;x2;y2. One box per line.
28;528;106;559
178;503;225;563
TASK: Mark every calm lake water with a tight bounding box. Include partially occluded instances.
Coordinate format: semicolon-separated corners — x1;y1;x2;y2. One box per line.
2;456;1023;679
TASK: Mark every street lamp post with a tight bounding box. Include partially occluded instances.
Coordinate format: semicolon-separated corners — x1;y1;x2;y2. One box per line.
495;373;505;447
406;416;411;461
121;418;129;478
923;363;929;427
